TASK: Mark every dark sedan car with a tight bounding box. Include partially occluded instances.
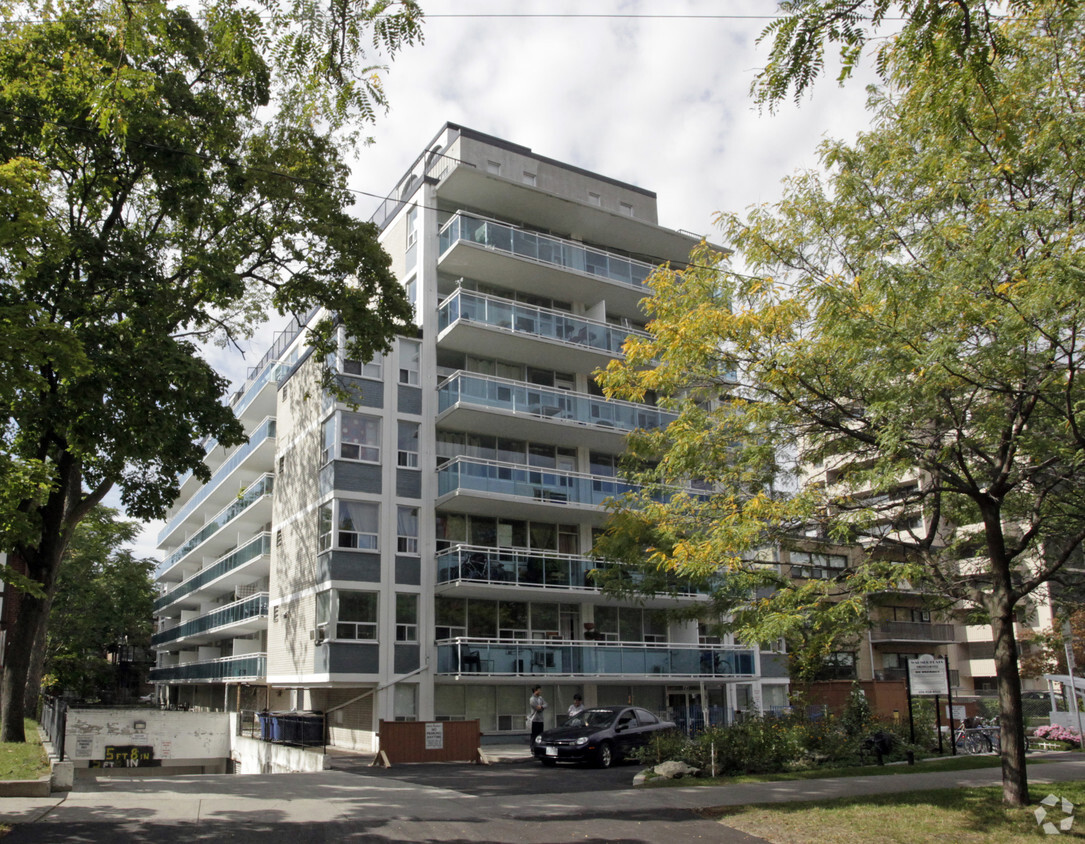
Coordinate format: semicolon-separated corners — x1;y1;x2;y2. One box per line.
532;705;677;768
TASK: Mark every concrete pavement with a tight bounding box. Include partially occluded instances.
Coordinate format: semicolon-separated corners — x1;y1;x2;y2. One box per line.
3;751;1084;843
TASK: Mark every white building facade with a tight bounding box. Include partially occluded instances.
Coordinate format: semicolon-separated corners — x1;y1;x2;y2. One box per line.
150;124;789;750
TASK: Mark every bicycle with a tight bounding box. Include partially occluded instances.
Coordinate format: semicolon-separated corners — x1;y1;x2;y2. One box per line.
953;726;990;754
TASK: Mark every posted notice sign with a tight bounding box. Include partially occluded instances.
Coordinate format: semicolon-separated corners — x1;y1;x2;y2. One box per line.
425;722;444;750
908;655;949;696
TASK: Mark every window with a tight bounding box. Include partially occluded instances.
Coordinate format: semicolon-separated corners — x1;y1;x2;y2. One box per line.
394;683;418;720
342;356;382;379
321;500;379;550
399;339;421;386
398;421;420;467
406;205;418;248
324;412;381;464
789;551;847;580
619;201;634;217
815;651;857;681
486;159;502;174
588;191;601;206
405;278;417;313
397;506;419;554
523;171;536;186
396;594;418;642
435;596;467;640
337;591;378;640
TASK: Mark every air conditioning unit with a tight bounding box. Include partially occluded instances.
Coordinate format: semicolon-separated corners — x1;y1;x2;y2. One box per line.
311;624;327;645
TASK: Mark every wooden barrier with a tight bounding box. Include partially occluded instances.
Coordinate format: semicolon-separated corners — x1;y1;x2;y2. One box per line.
376;719;481;764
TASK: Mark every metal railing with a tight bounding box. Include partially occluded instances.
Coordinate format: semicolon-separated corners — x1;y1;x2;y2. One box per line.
437;371;674;434
437;638;756;678
869;621;957;643
155;533;271;612
437;288;647;355
41;696;67;761
237;709;326;750
155;474;274;579
149;653;266;683
439;212;656;290
152;593;269;646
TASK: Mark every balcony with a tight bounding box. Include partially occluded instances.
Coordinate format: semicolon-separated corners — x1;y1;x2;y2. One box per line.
436;638;756;679
158;418;276;547
152;593;269;647
155;533;272;612
436;457;651;523
437;371;674;451
150;653;267;684
155;474;274;580
435;544;704;603
437;213;656;316
437;288;645;371
869;620;957;644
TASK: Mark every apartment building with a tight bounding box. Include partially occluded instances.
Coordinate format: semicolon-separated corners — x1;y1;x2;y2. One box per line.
150;123;789;749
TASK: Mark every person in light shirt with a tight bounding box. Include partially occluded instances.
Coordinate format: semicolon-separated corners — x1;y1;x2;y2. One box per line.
567;694;585;718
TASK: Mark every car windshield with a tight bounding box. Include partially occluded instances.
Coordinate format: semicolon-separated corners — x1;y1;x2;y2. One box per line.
562;709;616;728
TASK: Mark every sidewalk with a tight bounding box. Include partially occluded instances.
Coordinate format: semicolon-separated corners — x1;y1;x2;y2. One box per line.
3;752;1084;840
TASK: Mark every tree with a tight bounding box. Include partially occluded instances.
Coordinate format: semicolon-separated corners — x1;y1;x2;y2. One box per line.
39;506;154;703
0;0;422;741
597;3;1085;807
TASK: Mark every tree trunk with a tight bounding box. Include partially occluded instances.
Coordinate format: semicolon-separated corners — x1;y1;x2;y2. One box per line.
0;588;47;742
992;607;1029;805
22;595;54;719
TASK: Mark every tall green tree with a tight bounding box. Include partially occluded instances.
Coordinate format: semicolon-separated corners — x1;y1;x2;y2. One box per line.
40;506;154;703
0;0;422;741
598;2;1085;807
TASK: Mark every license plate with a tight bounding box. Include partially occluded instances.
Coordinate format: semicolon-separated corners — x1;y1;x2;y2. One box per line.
546;746;557;756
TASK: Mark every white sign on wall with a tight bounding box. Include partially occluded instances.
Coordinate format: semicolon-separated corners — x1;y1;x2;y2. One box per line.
425;722;444;750
908;655;949;696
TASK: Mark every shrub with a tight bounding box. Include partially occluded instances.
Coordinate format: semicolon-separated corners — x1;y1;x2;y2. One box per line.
631;729;695;766
1033;724;1082;746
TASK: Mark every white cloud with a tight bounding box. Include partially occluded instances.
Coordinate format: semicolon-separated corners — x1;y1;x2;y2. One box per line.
126;0;886;557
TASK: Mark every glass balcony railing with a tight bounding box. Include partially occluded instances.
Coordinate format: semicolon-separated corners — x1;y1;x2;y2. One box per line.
149;653;266;683
155;474;275;579
436;638;756;678
436;544;704;596
438;371;674;433
437;545;607;590
437;458;651;508
152;593;269;647
437;289;647;355
158;419;277;545
155;534;272;612
439;212;655;290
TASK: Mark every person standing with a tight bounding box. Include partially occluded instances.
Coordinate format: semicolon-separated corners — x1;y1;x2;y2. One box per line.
567;694;585;719
528;685;547;744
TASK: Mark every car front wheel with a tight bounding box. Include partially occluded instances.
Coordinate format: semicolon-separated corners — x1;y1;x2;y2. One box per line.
595;741;613;769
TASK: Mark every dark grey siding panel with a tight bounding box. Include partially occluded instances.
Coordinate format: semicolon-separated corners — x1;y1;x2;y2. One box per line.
318;551;381;583
317;642;380;675
397;385;422;415
327;461;382;494
394;645;420;674
760;653;789;678
336;377;384;408
395;556;421;585
396;469;421;498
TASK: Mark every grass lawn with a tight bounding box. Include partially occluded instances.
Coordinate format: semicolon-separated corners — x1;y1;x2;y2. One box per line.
0;720;50;780
702;780;1085;842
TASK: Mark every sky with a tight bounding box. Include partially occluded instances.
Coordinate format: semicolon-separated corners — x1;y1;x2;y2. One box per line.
128;0;884;558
